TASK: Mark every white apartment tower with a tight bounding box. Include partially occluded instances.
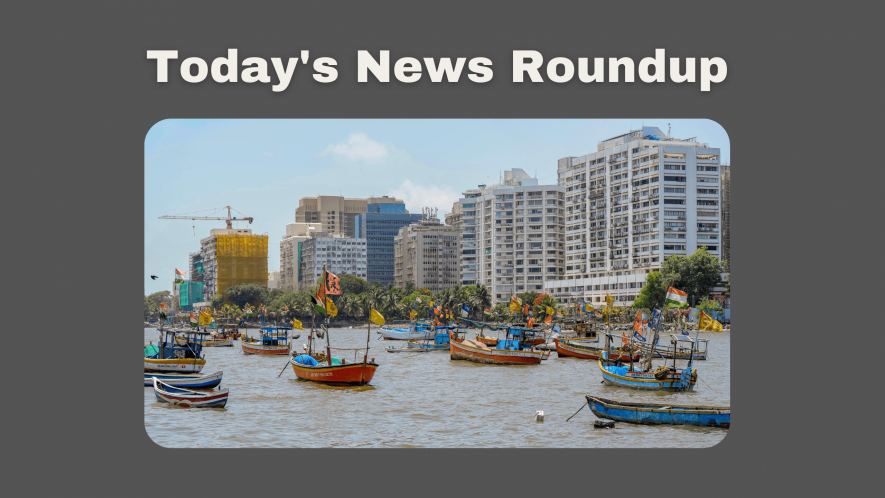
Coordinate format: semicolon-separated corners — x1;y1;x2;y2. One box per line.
393;214;460;292
279;222;320;291
545;126;722;307
457;169;565;304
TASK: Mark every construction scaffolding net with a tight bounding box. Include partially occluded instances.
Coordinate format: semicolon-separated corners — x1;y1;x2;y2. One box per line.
179;281;204;310
215;234;268;295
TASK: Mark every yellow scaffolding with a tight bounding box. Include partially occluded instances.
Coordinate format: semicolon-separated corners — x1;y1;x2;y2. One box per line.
215;234;268;294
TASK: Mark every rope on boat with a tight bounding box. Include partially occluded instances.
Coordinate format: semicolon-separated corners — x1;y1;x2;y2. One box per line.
326;346;371;351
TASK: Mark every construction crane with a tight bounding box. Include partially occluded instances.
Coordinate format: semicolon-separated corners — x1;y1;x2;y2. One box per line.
159;205;254;230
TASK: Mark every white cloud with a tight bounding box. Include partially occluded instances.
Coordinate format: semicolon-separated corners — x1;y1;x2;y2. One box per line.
321;133;390;163
388;180;460;218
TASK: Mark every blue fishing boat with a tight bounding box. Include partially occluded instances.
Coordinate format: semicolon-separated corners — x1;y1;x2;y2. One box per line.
597;334;697;391
144;328;210;373
386;324;467;352
379;320;434;341
585;396;729;428
143;371;223;389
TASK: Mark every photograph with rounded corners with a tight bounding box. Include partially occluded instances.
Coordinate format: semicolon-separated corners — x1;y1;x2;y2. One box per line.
144;119;731;448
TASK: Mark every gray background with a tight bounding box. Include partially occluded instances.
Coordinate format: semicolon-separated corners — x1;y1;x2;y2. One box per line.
2;0;878;495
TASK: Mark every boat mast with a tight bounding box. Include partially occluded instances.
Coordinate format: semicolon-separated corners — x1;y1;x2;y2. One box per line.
323;265;332;365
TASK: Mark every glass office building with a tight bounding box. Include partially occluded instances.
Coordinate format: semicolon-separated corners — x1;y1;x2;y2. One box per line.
356;203;422;285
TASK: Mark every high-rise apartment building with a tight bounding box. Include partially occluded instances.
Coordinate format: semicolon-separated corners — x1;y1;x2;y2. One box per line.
295;195;405;237
199;228;268;301
545;126;722;307
393;214;460;292
279;222;320;291
298;235;367;286
456;169;565;304
355;202;421;285
720;163;731;264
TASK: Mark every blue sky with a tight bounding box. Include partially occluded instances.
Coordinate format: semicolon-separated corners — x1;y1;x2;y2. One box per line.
144;119;729;294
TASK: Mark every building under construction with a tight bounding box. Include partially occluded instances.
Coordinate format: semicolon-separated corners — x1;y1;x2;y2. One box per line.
199;228;268;301
721;163;731;264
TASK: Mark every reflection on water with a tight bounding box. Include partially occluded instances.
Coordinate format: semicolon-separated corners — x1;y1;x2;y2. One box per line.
144;327;729;448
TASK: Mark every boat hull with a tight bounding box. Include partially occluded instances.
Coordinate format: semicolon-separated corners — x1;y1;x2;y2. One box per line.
240;340;290;355
144;358;206;373
379;328;434;341
204;337;234;347
290;360;378;385
554;339;640;361
598;360;696;391
449;337;548;365
475;335;499;347
586;396;728;428
143;371;223;389
152;379;228;408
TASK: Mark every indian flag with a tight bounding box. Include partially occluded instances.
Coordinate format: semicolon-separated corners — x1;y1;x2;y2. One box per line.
666;287;688;309
484;308;491;316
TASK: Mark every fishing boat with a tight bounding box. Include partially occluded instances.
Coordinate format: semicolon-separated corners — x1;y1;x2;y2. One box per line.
144;328;208;373
398;324;467;352
203;335;234;347
379;320;434;341
556;319;597;340
152;378;229;408
585;396;729;428
143;371;223;389
449;325;550;365
554;337;641;361
635;336;709;360
475;331;499;347
290;265;379;385
597;334;698;392
240;326;291;355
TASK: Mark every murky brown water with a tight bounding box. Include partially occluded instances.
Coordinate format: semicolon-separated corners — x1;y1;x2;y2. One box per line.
144;327;729;448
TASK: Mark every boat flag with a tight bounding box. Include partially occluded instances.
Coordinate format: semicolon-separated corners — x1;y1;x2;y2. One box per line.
416;297;422;303
665;286;688;309
461;305;469;317
584;303;594;313
552;324;562;334
324;270;341;295
325;297;338;317
544;314;552;325
606;294;614;308
527;317;535;327
189;313;197;327
546;305;555;316
533;293;547;305
522;304;530;315
698;310;723;332
198;309;212;326
291;318;304;330
370;308;385;326
483;308;491;316
555;312;563;318
633;310;646;342
433;306;440;315
434;316;441;326
312;284;327;314
509;294;520;313
410;309;417;319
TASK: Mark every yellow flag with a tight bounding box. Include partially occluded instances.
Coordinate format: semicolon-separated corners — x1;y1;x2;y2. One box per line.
711;319;723;332
546;306;555;315
606;294;614;308
698;311;712;331
325;297;338;317
410;309;417;319
370;308;385;326
198;310;212;326
291;318;304;330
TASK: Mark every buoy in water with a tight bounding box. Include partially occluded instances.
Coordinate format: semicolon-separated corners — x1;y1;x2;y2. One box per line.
535;411;545;422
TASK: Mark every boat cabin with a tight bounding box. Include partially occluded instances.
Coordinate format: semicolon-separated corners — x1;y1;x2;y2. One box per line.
151;328;210;360
502;326;544;350
558;319;596;339
259;326;290;346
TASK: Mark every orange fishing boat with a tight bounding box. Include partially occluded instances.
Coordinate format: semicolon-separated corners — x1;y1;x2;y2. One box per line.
291;265;380;385
554;337;641;361
475;332;499;347
449;331;549;365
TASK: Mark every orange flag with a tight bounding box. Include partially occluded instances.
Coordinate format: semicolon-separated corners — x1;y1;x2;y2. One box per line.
544;315;552;325
527;317;535;328
522;304;529;315
324;270;341;295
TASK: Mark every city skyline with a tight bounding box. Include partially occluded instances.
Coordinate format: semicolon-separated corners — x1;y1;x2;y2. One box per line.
145;119;729;295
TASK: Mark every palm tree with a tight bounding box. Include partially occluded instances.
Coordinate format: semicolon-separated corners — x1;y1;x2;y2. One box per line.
468;284;491;319
404;281;416;295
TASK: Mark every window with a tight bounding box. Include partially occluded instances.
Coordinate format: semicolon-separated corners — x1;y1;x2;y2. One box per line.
664;164;685;171
664;187;685;193
663;199;685;205
664;176;686;182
